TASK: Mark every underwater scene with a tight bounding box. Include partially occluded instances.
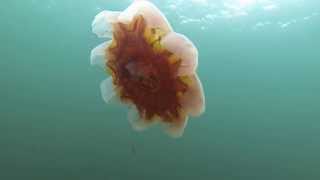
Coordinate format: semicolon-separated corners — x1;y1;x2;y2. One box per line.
1;0;320;179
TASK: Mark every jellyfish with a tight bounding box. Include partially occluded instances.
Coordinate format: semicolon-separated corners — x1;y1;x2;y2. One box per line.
90;0;205;138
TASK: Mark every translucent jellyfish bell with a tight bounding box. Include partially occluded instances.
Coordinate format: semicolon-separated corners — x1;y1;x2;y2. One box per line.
90;0;205;138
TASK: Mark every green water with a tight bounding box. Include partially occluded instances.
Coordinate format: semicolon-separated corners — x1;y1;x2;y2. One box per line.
1;0;320;179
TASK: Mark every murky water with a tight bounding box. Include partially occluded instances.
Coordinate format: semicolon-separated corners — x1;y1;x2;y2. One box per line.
1;0;320;179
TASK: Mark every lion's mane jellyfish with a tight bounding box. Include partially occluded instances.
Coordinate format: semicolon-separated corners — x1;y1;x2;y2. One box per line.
90;0;205;138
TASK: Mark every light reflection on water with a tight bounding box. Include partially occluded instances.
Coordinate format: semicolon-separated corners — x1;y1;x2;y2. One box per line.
158;0;319;31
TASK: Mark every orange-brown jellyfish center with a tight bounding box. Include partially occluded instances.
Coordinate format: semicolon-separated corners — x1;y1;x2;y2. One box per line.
107;15;189;123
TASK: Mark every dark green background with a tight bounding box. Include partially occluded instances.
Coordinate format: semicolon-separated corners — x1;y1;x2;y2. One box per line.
1;0;320;179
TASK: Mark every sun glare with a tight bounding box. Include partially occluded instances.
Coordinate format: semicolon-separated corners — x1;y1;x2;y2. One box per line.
237;0;257;8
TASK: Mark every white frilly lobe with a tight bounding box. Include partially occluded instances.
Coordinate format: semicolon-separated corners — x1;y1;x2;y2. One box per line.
161;32;198;76
180;75;205;116
100;77;116;104
127;107;154;131
164;117;189;138
117;0;173;31
92;10;120;38
90;41;111;68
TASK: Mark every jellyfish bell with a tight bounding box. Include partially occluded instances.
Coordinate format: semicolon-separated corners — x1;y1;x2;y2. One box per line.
90;0;205;138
